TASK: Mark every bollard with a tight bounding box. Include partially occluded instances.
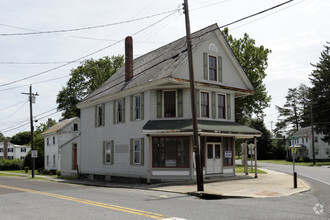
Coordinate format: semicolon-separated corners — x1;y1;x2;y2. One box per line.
293;172;297;188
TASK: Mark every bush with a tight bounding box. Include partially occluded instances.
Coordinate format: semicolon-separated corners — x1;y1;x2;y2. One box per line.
50;169;57;175
0;159;24;170
24;166;29;173
56;171;61;178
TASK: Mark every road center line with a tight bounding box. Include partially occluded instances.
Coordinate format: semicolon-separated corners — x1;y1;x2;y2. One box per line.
0;184;169;219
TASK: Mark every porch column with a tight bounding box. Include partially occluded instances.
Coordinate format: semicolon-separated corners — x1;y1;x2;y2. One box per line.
147;135;151;184
233;137;236;175
254;137;258;178
245;139;248;175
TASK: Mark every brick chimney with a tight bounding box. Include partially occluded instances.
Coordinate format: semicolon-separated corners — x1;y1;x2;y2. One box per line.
47;118;53;129
125;36;133;82
4;138;8;159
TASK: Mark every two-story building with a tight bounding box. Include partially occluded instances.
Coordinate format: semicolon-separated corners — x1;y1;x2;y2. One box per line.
289;126;330;161
42;117;80;175
77;23;261;182
0;139;30;160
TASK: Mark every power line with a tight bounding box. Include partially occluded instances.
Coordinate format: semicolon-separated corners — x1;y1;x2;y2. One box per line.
0;11;178;89
0;9;179;36
0;100;26;111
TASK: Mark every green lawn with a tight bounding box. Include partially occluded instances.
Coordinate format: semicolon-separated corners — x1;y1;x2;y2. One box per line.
258;160;330;166
235;165;267;174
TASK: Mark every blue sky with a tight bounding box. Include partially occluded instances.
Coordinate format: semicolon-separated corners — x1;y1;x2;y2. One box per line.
0;0;329;137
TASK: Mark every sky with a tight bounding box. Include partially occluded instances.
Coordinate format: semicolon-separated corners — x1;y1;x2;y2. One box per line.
0;0;329;137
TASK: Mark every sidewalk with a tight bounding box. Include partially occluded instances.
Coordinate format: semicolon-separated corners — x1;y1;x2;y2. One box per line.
1;169;310;198
57;168;310;198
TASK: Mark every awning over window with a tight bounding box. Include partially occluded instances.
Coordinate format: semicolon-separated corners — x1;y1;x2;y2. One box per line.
143;119;261;139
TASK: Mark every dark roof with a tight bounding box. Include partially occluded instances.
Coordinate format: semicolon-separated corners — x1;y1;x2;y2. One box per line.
143;119;262;137
78;24;220;106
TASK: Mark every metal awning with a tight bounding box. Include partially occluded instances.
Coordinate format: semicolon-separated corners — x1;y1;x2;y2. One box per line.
142;119;262;139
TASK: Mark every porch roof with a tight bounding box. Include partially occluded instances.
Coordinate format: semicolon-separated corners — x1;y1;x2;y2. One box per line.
142;119;261;138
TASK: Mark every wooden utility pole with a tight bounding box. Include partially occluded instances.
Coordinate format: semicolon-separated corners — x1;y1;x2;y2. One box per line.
22;85;38;178
183;0;203;191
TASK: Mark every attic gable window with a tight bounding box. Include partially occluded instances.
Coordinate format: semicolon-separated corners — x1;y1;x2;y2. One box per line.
209;56;217;81
203;53;222;82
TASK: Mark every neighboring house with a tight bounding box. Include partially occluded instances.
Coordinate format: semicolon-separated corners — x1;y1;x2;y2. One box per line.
288;127;330;161
0;139;30;160
77;23;261;182
42;117;80;176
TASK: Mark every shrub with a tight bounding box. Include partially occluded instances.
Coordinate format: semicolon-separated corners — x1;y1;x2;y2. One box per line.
24;166;29;173
0;159;24;170
56;171;61;178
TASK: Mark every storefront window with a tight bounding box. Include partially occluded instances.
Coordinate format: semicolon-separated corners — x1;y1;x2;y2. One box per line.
152;137;189;168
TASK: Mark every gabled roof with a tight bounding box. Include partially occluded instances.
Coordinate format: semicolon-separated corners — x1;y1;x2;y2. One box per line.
42;117;79;136
78;23;253;108
292;127;312;137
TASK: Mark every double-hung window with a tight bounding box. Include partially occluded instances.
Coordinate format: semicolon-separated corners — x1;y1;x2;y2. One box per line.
201;92;209;118
0;148;3;152
104;142;112;164
47;138;49;146
209;56;217;81
134;95;141;120
74;123;78;131
164;91;176;117
117;99;124;123
134;139;141;164
217;94;226;119
8;148;13;152
21;148;26;152
53;155;56;167
53;137;56;145
95;104;105;127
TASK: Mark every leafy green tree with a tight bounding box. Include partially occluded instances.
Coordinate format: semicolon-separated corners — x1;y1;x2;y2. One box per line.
10;131;31;145
222;28;272;124
248;119;274;159
274;84;309;136
0;132;4;142
309;43;330;143
57;55;124;119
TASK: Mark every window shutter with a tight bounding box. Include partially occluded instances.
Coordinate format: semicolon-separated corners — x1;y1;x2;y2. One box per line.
111;140;114;164
102;141;105;164
130;95;133;121
113;101;116;124
130;139;133;165
102;104;105;126
94;106;97;127
157;90;162;118
195;89;200;118
218;56;222;82
177;89;183;117
141;138;144;165
141;92;144;120
212;92;216;119
122;98;126;123
227;94;231;120
203;53;208;80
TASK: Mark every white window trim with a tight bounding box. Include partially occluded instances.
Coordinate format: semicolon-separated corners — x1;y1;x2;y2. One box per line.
200;91;210;118
133;94;141;120
216;92;227;120
133;139;141;165
208;54;218;81
162;90;177;118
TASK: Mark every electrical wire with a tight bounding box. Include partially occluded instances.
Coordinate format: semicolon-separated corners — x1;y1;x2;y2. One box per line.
0;11;178;89
0;9;179;36
0;100;26;111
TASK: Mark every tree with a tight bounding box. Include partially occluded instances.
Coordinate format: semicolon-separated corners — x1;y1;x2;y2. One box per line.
10;131;31;145
309;43;330;143
222;28;272;124
57;55;124;119
248;119;274;159
0;132;4;142
274;84;309;136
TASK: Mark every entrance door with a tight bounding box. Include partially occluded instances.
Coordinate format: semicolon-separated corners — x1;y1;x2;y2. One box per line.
206;143;222;174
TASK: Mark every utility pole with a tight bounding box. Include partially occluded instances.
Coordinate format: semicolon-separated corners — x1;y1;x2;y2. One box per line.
310;103;315;165
22;85;39;178
183;0;203;191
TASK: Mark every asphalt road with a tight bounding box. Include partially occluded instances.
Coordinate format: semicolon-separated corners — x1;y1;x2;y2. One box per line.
258;162;330;217
0;175;328;219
